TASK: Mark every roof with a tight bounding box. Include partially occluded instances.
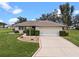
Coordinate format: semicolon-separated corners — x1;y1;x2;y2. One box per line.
14;20;65;27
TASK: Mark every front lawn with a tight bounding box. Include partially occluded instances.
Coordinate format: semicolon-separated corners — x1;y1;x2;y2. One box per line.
0;29;39;57
64;29;79;46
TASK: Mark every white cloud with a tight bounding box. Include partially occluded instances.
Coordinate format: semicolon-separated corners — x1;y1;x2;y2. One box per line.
0;2;22;14
12;8;22;14
0;20;3;22
31;19;36;21
56;9;79;15
9;18;18;24
73;10;79;15
28;19;36;21
57;9;61;15
0;2;12;11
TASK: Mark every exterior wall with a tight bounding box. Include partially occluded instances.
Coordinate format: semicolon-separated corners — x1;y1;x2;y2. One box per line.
36;26;62;31
36;27;62;30
15;26;19;31
15;26;24;34
14;26;35;34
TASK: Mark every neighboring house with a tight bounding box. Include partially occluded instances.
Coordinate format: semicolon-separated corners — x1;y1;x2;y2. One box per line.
0;22;7;28
14;20;65;36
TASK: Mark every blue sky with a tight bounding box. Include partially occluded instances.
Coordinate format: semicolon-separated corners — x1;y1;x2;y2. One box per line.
0;2;79;24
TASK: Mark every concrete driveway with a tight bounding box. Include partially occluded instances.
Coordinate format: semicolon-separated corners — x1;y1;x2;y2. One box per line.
33;36;79;57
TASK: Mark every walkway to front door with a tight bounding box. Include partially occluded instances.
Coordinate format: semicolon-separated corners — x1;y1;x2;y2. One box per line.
33;36;79;57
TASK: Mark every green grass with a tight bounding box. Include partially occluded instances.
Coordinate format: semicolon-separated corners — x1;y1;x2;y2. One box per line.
0;29;39;57
0;28;12;33
64;29;79;47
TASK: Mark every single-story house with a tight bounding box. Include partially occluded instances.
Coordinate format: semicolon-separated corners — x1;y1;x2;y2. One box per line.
14;20;66;36
0;22;7;28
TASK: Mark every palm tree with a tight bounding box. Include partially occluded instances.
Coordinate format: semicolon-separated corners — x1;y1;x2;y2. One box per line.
59;3;74;26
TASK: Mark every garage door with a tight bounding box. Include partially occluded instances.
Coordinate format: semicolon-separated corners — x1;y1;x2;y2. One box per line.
39;27;61;36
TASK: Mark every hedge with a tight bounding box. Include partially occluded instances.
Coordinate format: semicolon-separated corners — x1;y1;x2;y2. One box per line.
59;31;69;36
75;26;79;30
24;29;40;36
35;30;40;36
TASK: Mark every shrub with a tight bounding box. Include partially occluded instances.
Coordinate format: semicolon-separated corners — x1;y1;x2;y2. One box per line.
12;28;15;31
24;29;29;36
14;30;19;33
24;29;40;36
35;30;40;36
59;31;68;36
31;28;35;36
75;26;79;30
23;30;26;33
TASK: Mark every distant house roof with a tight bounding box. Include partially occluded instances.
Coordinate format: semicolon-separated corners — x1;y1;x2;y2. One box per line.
14;20;65;27
0;22;7;25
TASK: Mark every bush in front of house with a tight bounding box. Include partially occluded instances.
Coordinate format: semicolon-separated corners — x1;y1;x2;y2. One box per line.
23;29;29;35
31;28;35;36
75;26;79;30
59;31;68;36
26;29;35;36
14;30;19;33
35;30;40;36
24;29;40;36
23;30;26;33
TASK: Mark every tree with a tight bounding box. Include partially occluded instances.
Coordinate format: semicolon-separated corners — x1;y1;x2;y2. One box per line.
48;9;62;23
37;13;51;21
40;14;48;20
15;16;27;24
36;9;62;23
59;3;74;26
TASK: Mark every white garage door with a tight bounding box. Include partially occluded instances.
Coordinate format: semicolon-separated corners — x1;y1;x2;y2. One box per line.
39;27;61;36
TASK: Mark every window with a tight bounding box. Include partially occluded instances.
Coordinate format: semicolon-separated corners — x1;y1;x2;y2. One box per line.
19;26;23;30
19;26;20;30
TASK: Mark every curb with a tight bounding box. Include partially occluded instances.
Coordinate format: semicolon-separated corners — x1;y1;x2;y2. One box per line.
32;37;42;57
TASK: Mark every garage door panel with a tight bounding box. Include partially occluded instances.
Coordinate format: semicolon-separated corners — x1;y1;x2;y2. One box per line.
39;27;60;36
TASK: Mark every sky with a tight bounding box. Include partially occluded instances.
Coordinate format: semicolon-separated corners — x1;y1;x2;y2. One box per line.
0;2;79;24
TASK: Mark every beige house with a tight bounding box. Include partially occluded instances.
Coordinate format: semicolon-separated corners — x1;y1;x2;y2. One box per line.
14;20;65;36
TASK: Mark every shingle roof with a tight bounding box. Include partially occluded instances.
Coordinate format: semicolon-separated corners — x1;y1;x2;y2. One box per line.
14;20;65;27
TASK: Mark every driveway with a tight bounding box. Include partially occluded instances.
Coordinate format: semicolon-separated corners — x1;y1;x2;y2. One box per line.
33;36;79;57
